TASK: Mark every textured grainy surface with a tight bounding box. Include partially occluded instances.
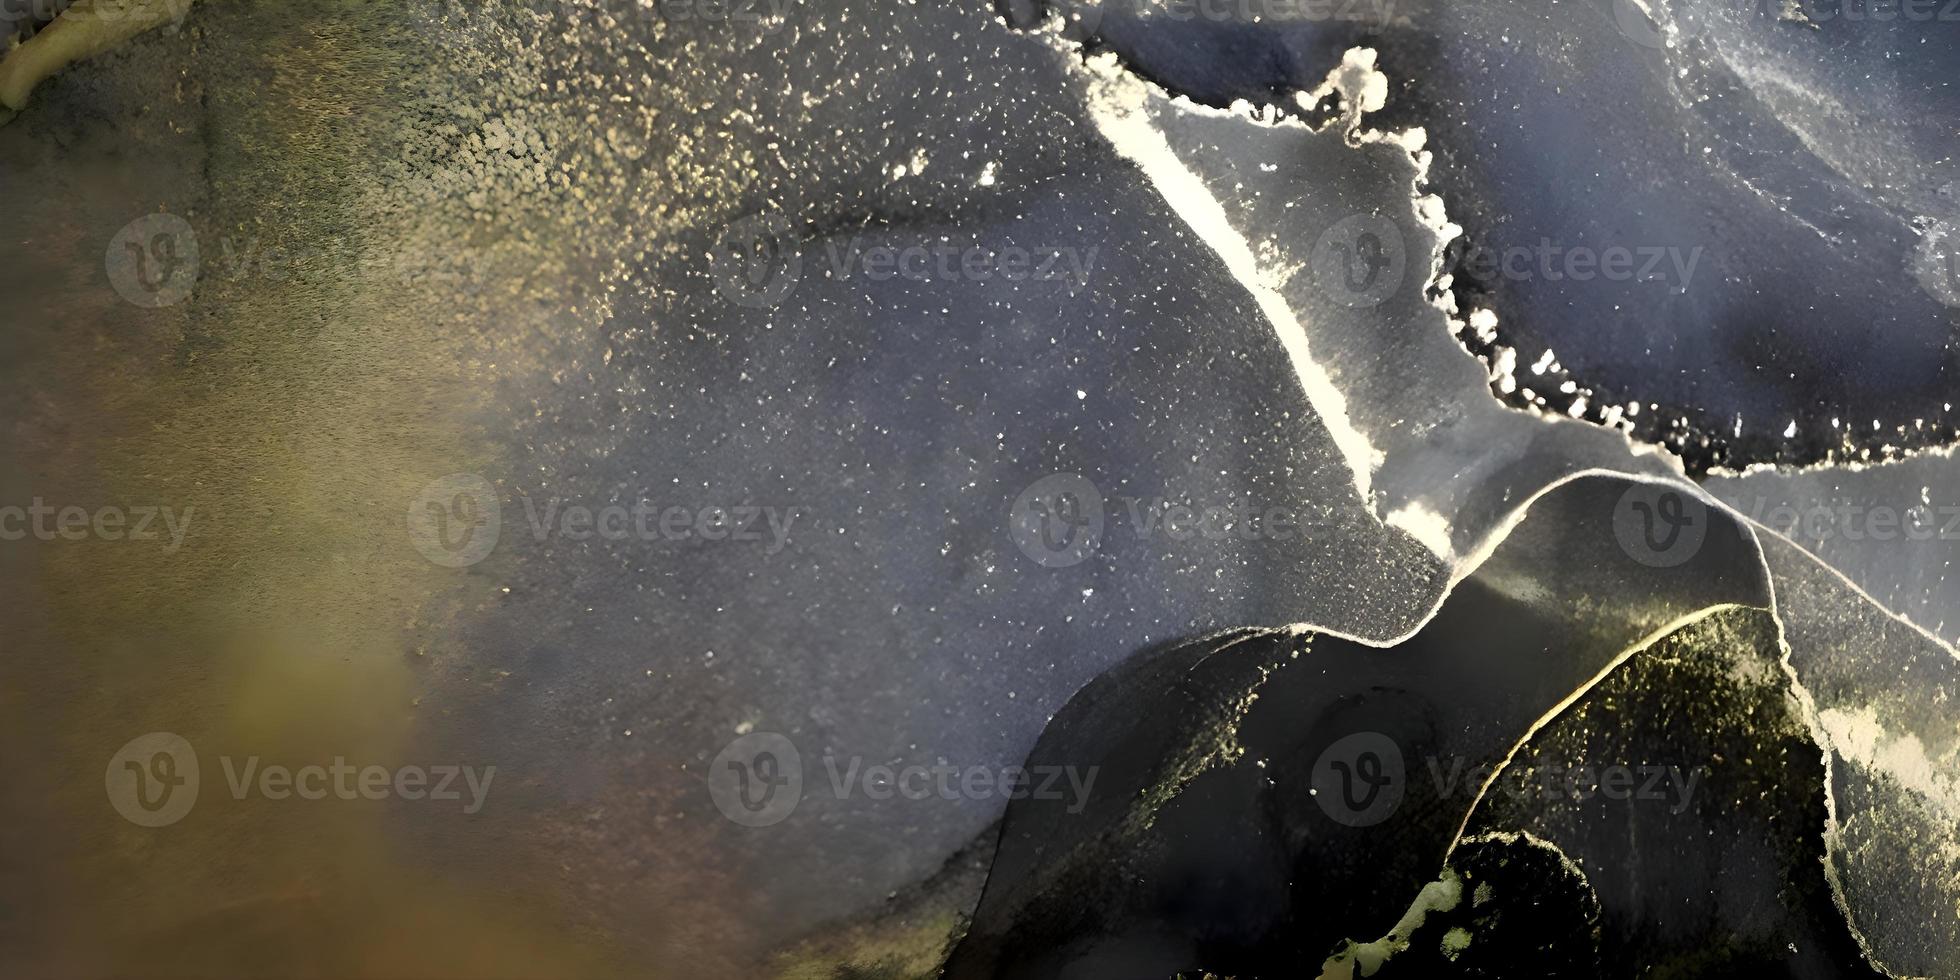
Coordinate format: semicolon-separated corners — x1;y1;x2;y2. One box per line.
1757;530;1960;979
1050;0;1960;472
3;2;1956;978
1;2;1444;976
1708;451;1960;646
947;475;1784;978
